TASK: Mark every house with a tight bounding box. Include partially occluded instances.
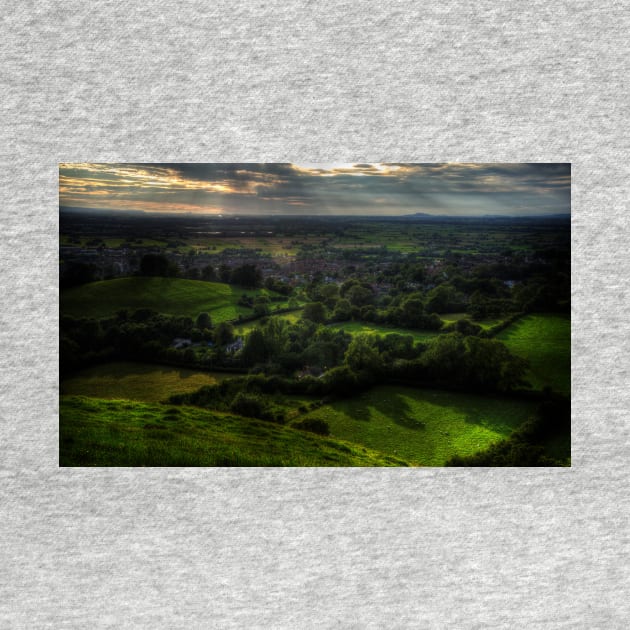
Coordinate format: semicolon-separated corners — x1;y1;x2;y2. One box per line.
225;337;244;354
172;337;192;349
296;365;324;379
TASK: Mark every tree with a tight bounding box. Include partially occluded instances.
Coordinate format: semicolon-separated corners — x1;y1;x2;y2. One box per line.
140;254;178;277
253;295;271;317
421;332;528;391
201;265;217;281
344;334;383;374
302;302;327;324
241;329;267;364
218;264;231;283
332;298;352;322
317;283;340;308
261;317;290;358
400;296;425;327
60;261;97;288
346;284;374;308
230;264;262;288
196;312;212;330
214;322;234;346
424;283;465;314
444;318;482;337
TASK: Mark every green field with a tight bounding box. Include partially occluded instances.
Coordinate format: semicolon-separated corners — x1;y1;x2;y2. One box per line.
234;309;304;334
61;277;285;321
60;396;409;466
328;321;441;342
295;385;537;466
497;314;570;395
60;362;233;402
440;312;505;330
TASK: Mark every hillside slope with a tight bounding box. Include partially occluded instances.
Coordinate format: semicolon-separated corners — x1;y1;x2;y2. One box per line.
60;396;410;467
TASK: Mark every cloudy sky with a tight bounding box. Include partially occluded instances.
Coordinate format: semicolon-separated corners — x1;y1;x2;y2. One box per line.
59;163;570;216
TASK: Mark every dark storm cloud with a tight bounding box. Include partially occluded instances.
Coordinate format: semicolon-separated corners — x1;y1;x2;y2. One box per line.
59;163;570;216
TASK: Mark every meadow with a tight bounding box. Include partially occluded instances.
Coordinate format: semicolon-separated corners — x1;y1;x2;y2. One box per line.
59;396;409;467
61;277;286;321
234;309;304;334
327;321;441;342
60;361;232;402
498;314;570;395
440;312;505;330
295;385;538;466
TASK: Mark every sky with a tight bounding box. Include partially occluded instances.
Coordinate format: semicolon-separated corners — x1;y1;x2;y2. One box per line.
59;163;570;216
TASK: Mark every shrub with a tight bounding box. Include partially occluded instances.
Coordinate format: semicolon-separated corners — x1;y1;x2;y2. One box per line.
229;392;265;418
293;418;331;436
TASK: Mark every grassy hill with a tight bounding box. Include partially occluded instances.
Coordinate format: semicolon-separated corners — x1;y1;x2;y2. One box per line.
60;277;285;321
497;314;570;395
60;396;410;467
294;385;537;466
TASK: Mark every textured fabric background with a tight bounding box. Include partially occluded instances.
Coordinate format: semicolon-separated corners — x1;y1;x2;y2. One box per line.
1;1;628;628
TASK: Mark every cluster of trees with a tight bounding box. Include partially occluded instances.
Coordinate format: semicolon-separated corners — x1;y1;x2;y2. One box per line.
60;310;238;375
60;261;97;289
62;298;530;402
139;254;179;277
298;264;567;333
239;318;352;372
141;255;266;289
168;327;532;430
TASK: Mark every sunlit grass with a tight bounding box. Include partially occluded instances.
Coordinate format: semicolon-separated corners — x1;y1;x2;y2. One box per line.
440;312;504;330
60;362;232;402
234;309;304;334
328;321;441;342
497;314;570;395
295;385;537;466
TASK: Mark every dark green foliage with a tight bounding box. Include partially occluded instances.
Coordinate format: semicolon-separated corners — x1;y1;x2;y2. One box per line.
424;284;467;314
264;277;293;296
230;264;262;288
60;261;97;288
214;322;235;346
419;333;528;392
196;312;212;330
302;302;327;324
230;392;279;422
241;329;267;364
252;295;271;317
344;334;384;375
293;418;330;436
443;318;483;336
332;298;352;321
218;264;231;283
140;254;178;277
201;265;217;281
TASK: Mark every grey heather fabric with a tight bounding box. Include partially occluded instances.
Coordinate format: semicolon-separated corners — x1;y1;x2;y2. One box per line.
1;1;628;628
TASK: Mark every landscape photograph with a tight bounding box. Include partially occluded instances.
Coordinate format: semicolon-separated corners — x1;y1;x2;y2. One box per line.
59;163;571;466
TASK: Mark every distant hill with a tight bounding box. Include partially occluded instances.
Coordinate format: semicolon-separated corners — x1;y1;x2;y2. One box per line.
402;212;570;221
60;277;286;321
